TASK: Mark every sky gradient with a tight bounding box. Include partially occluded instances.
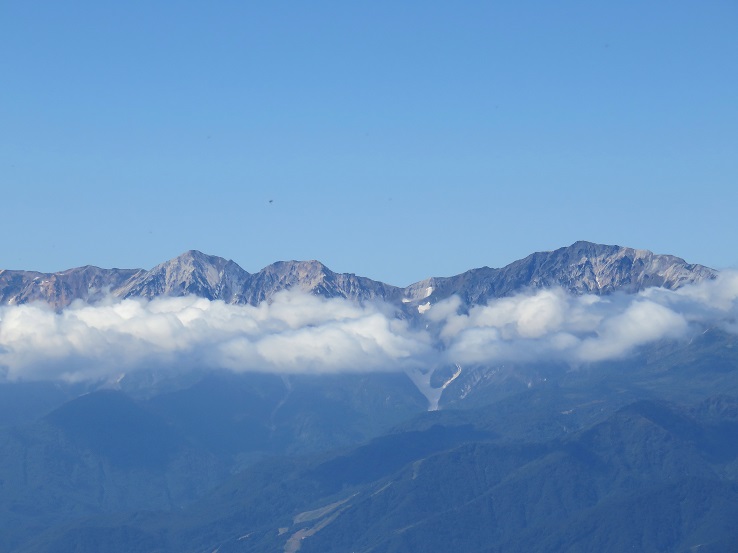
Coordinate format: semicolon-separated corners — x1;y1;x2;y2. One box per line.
2;1;736;286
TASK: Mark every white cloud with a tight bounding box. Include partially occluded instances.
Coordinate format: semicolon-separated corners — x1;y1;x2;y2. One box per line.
0;292;432;382
576;300;688;362
1;272;738;382
434;271;738;366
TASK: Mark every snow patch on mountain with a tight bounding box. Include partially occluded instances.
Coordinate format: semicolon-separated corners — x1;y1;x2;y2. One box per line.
405;364;463;411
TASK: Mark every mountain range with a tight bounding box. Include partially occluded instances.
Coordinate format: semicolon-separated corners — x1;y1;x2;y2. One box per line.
0;241;717;311
0;241;735;553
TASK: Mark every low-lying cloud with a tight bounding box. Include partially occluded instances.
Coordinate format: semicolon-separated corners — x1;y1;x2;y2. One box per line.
0;293;433;382
1;272;737;382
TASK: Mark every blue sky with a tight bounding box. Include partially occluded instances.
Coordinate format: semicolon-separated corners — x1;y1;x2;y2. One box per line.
2;1;736;286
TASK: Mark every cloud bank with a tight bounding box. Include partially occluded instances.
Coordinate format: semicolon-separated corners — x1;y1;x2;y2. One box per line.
1;272;737;382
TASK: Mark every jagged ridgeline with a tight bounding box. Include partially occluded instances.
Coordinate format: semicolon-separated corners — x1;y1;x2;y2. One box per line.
1;242;735;553
0;241;716;310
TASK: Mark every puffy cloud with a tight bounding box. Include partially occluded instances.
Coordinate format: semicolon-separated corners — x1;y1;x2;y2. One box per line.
576;300;688;362
1;272;738;382
0;291;433;382
434;271;738;366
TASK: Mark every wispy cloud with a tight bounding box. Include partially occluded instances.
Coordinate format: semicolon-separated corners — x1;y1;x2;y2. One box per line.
1;273;737;382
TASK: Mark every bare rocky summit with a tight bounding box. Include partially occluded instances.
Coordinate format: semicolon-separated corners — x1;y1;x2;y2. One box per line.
0;266;144;309
0;242;716;310
403;241;716;307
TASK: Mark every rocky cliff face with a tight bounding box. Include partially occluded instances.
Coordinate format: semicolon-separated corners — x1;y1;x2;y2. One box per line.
0;242;717;310
238;260;403;305
0;266;144;309
116;250;251;303
403;241;716;308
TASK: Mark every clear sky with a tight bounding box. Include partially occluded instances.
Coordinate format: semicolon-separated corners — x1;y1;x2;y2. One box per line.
1;1;736;286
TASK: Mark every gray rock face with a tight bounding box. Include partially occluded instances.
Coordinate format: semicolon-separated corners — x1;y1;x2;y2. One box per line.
403;241;716;308
0;266;144;309
0;242;717;310
238;260;403;305
117;250;250;303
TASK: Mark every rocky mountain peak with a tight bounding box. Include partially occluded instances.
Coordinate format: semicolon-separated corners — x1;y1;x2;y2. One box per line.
262;260;330;280
0;242;717;311
117;251;250;301
516;241;717;294
400;241;717;310
0;265;144;309
241;260;334;304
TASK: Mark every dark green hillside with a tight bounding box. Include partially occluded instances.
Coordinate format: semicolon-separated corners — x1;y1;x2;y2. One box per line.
283;399;738;553
46;390;184;469
0;381;82;428
0;371;429;551
521;478;738;553
3;330;738;552
144;371;428;462
0;389;223;552
23;394;738;553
